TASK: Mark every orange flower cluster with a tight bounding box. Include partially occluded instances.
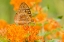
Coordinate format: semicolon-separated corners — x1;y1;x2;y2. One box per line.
44;18;61;31
10;0;42;10
0;20;8;36
0;20;43;42
0;15;63;42
7;24;42;42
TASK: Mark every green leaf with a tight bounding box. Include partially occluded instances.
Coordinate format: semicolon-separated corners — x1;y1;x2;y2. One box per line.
44;28;61;38
52;28;60;33
57;16;63;19
43;7;48;12
26;33;30;38
25;40;28;42
32;12;38;17
36;22;42;27
44;21;49;25
32;14;37;17
38;28;45;36
29;22;35;26
62;27;64;30
57;36;61;39
0;36;9;42
45;39;61;42
34;40;42;42
45;39;55;42
44;31;51;38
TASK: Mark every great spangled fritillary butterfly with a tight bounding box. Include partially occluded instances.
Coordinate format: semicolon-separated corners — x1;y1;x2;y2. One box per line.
14;2;32;25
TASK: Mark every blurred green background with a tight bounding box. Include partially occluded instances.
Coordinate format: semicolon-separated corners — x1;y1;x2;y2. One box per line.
0;0;64;26
0;0;15;24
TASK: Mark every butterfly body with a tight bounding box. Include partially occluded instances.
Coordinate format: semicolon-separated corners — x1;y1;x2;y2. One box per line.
14;2;32;25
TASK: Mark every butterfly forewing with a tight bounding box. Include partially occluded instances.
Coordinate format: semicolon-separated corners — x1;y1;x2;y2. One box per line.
14;2;32;25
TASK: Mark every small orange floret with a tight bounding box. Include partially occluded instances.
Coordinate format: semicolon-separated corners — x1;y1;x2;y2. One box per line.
0;20;8;28
32;13;47;22
46;35;52;40
44;18;60;31
36;13;47;21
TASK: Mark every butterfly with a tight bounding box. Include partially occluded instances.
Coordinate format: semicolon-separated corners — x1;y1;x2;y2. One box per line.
14;2;32;25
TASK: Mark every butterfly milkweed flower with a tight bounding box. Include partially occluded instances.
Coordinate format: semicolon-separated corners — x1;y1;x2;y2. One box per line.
10;0;42;10
0;18;62;42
